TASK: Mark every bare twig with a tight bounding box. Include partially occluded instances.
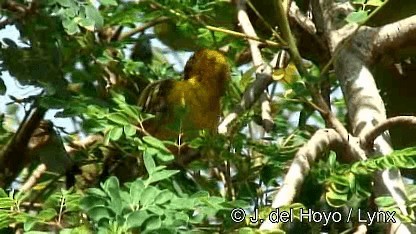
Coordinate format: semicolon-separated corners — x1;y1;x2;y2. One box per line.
205;25;285;48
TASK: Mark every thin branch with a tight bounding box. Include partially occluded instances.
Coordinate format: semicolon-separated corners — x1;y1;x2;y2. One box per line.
260;129;343;230
246;0;285;43
361;116;416;150
205;25;285;48
148;0;286;48
119;16;170;40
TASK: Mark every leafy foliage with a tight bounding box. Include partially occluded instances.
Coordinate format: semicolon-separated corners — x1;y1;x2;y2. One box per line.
0;0;414;233
311;148;416;214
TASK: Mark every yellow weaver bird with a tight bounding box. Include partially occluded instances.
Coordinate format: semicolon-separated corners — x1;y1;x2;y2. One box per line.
138;49;230;142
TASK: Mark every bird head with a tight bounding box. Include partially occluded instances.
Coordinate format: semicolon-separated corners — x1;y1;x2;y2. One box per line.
184;49;230;94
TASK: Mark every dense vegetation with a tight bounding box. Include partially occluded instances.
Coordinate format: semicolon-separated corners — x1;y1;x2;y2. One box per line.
0;0;415;233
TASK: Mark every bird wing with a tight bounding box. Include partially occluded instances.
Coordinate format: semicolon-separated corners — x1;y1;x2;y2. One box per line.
137;79;175;115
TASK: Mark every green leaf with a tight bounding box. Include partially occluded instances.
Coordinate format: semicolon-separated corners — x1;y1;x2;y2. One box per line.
143;136;169;152
147;205;164;215
168;198;194;210
87;206;113;222
107;113;131;126
0;189;7;197
143;151;156;174
154;190;174;205
173;211;189;223
125;210;152;230
85;5;104;29
80;196;107;211
86;188;108;198
22;232;51;234
154;150;175;162
102;177;121;199
63;7;77;17
101;0;118;6
121;105;140;119
57;0;71;7
130;179;145;205
345;11;368;24
108;126;123;141
191;191;210;198
62;19;80;35
326;190;349;207
140;186;159;207
124;124;136;137
147;170;179;185
77;17;95;31
38;208;57;221
143;216;162;230
0;197;14;208
23;217;38;232
366;0;384;6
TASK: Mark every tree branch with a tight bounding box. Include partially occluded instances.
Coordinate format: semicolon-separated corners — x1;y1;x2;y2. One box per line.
289;1;317;36
361;116;416;150
218;72;274;134
119;16;170;40
372;14;416;58
260;128;343;230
